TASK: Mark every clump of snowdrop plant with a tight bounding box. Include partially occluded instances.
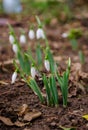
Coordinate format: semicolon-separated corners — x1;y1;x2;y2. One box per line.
9;16;71;107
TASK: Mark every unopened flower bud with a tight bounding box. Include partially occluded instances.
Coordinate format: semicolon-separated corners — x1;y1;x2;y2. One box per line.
9;34;15;44
31;66;36;78
36;28;45;39
28;29;35;40
44;59;50;71
11;71;17;84
20;34;26;44
68;57;71;69
12;44;18;54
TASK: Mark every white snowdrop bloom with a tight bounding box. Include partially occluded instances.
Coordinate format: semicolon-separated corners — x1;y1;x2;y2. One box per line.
9;35;15;44
28;29;35;40
31;66;36;78
61;32;68;38
11;71;17;84
20;34;26;44
44;59;50;71
36;28;45;39
12;44;18;54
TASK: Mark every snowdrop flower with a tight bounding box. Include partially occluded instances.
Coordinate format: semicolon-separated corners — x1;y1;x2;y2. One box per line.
31;65;37;78
44;59;50;72
28;29;35;40
61;32;68;38
11;71;17;84
36;28;45;39
12;44;18;54
19;34;26;45
9;34;15;44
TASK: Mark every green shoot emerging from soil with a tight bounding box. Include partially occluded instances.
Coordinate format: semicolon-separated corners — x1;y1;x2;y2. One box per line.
68;28;82;50
9;16;71;107
56;58;71;107
66;28;85;65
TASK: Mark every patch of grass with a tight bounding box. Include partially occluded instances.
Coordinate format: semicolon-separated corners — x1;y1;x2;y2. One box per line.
21;0;72;23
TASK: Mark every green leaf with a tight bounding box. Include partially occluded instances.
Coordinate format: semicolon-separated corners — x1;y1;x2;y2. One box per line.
56;58;70;107
49;75;58;106
78;50;85;65
62;72;68;107
42;74;52;106
36;15;42;26
59;126;76;130
36;44;42;67
28;79;44;103
70;39;78;50
56;72;63;86
46;48;55;74
17;52;25;72
24;54;30;75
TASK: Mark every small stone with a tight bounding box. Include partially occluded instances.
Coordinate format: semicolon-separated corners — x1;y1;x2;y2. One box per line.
51;122;56;126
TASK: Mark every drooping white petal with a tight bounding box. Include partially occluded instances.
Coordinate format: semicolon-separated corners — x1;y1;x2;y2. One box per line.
44;60;50;71
31;67;36;78
36;28;45;39
20;35;26;44
28;29;35;40
12;44;18;54
61;33;68;38
40;29;45;39
9;35;15;44
11;71;17;84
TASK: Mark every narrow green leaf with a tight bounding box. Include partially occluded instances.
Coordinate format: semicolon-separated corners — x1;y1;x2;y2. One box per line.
78;50;85;64
70;39;78;50
36;44;42;67
28;79;44;103
47;48;55;74
24;54;30;75
17;52;25;72
56;72;63;86
42;74;52;106
59;125;76;130
62;72;68;107
49;75;58;106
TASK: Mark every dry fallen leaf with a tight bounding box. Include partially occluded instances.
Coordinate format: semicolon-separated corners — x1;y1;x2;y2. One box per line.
18;104;28;116
0;104;41;127
0;116;29;127
24;111;42;122
14;121;30;127
0;80;8;85
82;114;88;120
0;116;14;126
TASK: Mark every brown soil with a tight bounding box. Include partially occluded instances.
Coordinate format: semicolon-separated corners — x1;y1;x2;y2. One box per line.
0;64;88;130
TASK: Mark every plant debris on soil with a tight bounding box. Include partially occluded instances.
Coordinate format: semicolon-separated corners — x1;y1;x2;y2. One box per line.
0;1;88;130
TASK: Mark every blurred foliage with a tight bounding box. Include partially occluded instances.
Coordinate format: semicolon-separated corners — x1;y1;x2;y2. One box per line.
68;29;82;39
21;0;73;24
0;0;73;24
